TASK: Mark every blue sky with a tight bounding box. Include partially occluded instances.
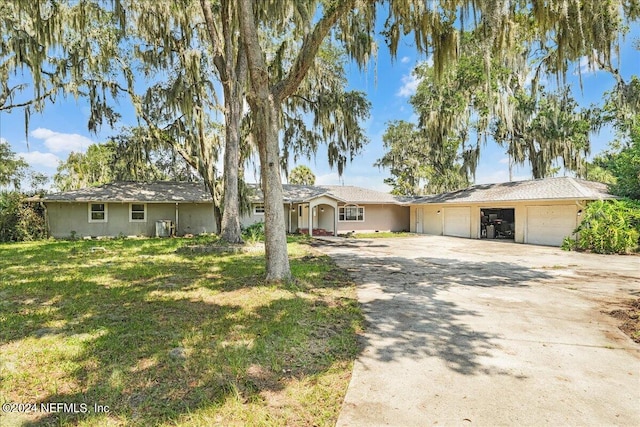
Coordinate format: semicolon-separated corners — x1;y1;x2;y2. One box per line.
1;21;638;192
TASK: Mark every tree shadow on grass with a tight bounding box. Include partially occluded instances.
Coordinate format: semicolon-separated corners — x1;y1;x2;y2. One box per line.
315;246;554;377
1;241;362;426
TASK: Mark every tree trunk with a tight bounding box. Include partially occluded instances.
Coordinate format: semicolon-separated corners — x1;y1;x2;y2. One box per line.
220;88;244;243
204;0;248;245
239;0;291;281
256;97;291;282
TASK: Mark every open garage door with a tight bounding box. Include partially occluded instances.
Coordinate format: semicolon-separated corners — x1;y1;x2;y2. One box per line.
443;207;471;238
527;205;577;246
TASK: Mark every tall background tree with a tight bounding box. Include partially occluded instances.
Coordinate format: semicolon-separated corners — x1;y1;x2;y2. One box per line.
378;23;603;195
0;140;28;190
0;141;47;241
288;166;316;186
53;127;198;191
375;121;470;195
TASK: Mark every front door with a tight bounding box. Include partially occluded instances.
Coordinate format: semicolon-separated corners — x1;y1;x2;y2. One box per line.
416;208;423;233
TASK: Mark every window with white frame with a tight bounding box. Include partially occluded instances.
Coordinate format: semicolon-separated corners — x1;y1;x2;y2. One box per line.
254;203;265;215
88;203;107;222
339;205;364;222
130;203;147;222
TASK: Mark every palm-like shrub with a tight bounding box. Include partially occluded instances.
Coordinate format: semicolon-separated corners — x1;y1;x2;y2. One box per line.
571;200;640;254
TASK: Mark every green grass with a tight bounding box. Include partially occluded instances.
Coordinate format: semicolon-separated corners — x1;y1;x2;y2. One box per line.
0;237;362;426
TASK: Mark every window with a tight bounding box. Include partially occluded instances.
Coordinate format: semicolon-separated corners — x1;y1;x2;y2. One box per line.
254;203;265;215
88;203;107;223
130;203;146;222
339;205;364;222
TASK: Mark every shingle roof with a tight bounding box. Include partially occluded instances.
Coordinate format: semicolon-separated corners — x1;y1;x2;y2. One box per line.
44;178;605;206
43;181;212;203
413;177;614;204
247;184;333;203
317;185;402;204
247;184;403;204
44;181;402;205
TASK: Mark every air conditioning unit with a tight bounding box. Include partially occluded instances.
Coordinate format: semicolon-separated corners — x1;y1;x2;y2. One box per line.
155;220;174;237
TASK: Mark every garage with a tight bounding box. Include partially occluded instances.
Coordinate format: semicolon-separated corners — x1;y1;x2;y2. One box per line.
481;208;515;240
410;177;613;247
443;207;471;238
526;205;577;246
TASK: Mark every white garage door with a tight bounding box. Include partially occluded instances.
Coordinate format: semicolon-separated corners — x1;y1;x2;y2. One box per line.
527;205;577;246
443;207;471;238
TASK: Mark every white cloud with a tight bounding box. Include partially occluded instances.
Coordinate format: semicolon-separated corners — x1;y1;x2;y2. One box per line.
576;56;600;75
396;56;431;98
498;157;510;164
396;72;422;97
400;56;410;64
574;52;616;76
30;128;94;153
18;151;61;169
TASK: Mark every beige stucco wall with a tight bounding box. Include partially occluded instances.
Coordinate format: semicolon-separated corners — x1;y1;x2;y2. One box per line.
410;205;444;235
337;204;409;233
317;205;336;231
46;202;216;238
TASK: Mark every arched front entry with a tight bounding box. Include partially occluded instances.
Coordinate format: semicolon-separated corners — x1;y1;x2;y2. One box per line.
298;197;338;236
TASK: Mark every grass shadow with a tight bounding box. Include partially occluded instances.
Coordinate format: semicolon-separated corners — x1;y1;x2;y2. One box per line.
1;238;363;426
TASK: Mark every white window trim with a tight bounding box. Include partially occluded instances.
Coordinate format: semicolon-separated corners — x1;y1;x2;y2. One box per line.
339;204;365;222
88;203;108;223
129;203;147;222
254;203;265;215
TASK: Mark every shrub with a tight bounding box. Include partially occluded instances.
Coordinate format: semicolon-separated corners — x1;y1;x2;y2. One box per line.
242;221;265;244
570;199;640;254
561;236;577;251
0;191;47;242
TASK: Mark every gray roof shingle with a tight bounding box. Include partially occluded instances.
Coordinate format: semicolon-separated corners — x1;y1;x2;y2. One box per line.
413;177;614;204
45;181;402;205
248;184;332;203
247;184;403;204
43;177;610;206
43;181;212;203
316;185;402;204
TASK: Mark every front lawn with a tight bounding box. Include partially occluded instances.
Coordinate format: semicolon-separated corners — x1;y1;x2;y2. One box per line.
0;237;362;426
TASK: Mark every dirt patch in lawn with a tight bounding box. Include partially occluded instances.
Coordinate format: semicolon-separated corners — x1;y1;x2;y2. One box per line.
609;298;640;343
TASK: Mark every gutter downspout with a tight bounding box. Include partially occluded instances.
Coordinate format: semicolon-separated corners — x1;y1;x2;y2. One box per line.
175;203;179;237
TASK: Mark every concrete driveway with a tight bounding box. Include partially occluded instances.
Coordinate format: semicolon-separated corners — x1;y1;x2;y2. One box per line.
313;235;640;426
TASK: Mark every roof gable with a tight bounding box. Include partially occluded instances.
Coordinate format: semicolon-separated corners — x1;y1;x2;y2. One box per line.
318;185;403;204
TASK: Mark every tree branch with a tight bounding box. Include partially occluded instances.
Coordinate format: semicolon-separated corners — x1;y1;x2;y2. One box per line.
272;0;356;102
0;86;59;111
199;0;228;82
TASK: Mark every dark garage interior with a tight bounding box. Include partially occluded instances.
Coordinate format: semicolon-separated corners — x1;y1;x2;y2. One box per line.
481;208;515;240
